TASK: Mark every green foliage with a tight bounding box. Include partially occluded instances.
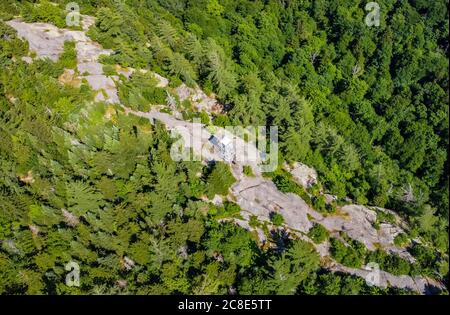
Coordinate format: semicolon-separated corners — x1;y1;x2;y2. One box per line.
365;250;415;277
208;201;241;219
248;215;259;228
243;165;253;177
270;213;284;226
0;0;447;295
312;195;335;214
22;1;66;28
212;114;231;127
205;162;235;198
88;6;150;67
376;210;397;225
267;240;320;294
270;170;313;206
102;64;116;76
308;223;329;244
198;111;210;125
299;271;414;295
329;233;417;277
7;0;449;244
223;201;240;216
205;222;258;269
409;243;446;278
330;238;365;268
59;41;77;69
118;71;166;111
0;20;29;62
394;233;409;247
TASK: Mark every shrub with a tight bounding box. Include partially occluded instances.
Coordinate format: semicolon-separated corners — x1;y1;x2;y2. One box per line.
313;195;327;213
103;64;117;76
223;201;241;215
205;162;236;198
366;249;414;276
118;72;167;110
169;76;183;87
243;165;253;177
394;233;409;247
249;215;259;228
408;244;442;277
23;0;66;28
308;223;329;244
376;210;396;224
272;173;297;194
330;238;364;268
270;212;284;226
213;114;231;127
199;111;210;125
270;170;313;207
59;41;77;69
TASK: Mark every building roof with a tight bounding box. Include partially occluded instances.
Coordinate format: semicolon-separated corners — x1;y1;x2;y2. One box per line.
209;135;233;147
221;135;233;146
209;135;220;146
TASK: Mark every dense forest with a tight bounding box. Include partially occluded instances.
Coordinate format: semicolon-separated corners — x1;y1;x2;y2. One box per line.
0;0;448;294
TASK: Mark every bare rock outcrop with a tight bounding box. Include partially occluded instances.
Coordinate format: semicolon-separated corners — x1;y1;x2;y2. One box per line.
175;83;223;114
285;162;318;189
327;261;445;295
231;176;314;233
317;205;414;262
6;19;118;103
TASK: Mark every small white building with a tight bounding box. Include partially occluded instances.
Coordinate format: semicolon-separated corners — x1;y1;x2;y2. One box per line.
209;135;235;162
